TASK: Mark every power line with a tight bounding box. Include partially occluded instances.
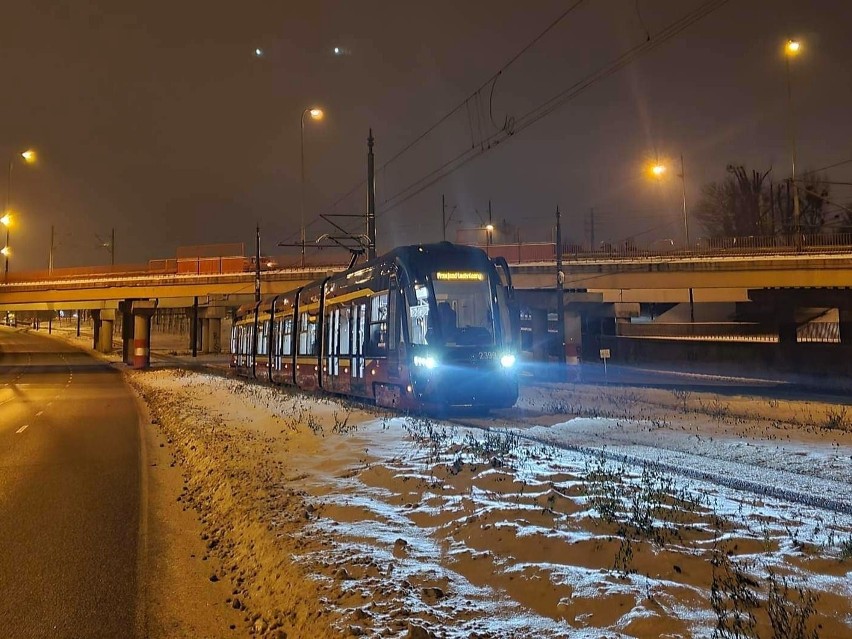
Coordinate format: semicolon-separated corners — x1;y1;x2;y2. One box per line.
284;0;588;247
810;158;852;174
294;0;731;249
376;0;731;218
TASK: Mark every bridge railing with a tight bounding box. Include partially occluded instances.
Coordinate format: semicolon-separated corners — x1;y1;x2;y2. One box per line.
479;232;852;263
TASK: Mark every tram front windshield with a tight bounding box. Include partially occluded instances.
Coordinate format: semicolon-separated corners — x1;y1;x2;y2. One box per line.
429;271;495;347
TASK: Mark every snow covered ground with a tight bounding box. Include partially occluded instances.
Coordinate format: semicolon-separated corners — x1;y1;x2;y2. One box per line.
31;322;852;637
124;364;852;639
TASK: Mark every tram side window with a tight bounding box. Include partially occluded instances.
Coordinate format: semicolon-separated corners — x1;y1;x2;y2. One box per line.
339;306;351;355
242;324;254;356
298;311;319;355
273;318;282;355
282;317;293;355
408;284;430;345
257;320;269;355
367;292;388;355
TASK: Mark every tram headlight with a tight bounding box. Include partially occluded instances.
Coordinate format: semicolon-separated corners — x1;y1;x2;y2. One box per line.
414;354;438;369
500;353;516;368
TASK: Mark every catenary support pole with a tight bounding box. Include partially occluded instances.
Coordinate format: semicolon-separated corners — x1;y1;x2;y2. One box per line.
366;130;376;260
555;206;566;379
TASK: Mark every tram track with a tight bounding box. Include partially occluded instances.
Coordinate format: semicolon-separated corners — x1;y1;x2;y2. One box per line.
139;353;852;518
448;411;852;517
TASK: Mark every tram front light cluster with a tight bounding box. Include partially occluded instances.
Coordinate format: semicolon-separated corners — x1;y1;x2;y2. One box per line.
413;354;438;369
500;353;516;368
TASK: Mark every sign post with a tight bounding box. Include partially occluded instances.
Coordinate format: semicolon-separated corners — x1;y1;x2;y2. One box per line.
599;348;611;381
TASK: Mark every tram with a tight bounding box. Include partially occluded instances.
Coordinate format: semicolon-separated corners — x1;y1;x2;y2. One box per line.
231;242;519;410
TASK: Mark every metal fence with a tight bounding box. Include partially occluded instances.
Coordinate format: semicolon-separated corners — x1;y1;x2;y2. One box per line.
477;232;852;263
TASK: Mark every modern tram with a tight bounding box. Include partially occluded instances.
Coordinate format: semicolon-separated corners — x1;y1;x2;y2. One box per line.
230;242;520;410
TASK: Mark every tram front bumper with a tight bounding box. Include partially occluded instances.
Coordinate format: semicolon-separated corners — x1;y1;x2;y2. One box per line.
412;364;518;408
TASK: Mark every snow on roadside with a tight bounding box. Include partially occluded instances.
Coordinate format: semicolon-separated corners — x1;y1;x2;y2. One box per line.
130;369;852;638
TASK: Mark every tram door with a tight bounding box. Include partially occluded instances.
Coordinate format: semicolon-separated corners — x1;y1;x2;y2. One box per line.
325;308;339;383
351;301;367;395
387;274;400;379
324;306;352;394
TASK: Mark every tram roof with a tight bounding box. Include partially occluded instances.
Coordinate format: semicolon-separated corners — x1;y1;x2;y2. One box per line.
236;242;491;316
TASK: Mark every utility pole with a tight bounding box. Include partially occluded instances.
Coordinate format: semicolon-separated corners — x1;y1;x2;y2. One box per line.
254;224;261;303
49;225;55;275
366;129;376;260
589;208;596;251
110;228;115;266
679;155;695;323
555;206;566;379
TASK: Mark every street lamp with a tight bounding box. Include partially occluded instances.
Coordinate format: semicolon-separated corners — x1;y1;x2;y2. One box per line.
300;107;324;267
484;223;495;255
4;149;36;280
784;38;801;245
648;158;689;249
648;155;694;320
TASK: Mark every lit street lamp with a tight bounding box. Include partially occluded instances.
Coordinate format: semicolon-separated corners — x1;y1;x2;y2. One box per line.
784;38;802;243
300;107;324;267
649;154;694;320
649;157;689;249
4;149;37;280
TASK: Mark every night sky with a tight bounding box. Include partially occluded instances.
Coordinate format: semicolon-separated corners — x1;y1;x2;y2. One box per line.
3;0;851;271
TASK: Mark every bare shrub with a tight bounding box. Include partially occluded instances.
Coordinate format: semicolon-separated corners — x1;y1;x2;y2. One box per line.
461;428;522;466
823;407;849;432
711;549;821;639
711;549;760;639
766;569;820;639
671;388;693;411
583;453;704;573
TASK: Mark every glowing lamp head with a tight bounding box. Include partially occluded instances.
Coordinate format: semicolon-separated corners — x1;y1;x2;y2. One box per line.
0;213;10;227
651;164;666;177
309;108;324;120
500;353;516;368
21;150;36;163
485;224;495;232
786;39;801;55
1;246;9;257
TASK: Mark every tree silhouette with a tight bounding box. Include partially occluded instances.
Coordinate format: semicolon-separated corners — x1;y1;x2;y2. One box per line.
695;165;831;238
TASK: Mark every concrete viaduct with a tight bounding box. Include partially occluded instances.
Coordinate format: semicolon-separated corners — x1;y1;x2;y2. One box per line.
1;245;851;368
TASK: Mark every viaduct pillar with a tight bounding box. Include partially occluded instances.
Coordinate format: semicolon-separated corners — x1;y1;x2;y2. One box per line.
91;309;116;354
131;300;158;369
198;307;225;354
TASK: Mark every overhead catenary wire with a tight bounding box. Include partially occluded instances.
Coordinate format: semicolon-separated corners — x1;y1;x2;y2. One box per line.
289;0;731;249
375;0;731;219
275;0;590;249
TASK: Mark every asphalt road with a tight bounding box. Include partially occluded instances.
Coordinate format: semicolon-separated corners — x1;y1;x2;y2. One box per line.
0;327;142;638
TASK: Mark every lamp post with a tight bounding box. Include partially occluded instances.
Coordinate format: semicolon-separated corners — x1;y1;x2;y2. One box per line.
784;39;801;246
677;154;689;250
3;150;36;280
484;223;494;256
650;156;694;321
300;107;324;267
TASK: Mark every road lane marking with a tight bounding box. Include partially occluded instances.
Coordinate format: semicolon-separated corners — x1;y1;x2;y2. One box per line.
16;424;29;434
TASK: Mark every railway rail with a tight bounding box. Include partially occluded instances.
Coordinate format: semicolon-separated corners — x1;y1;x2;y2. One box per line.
452;409;852;517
